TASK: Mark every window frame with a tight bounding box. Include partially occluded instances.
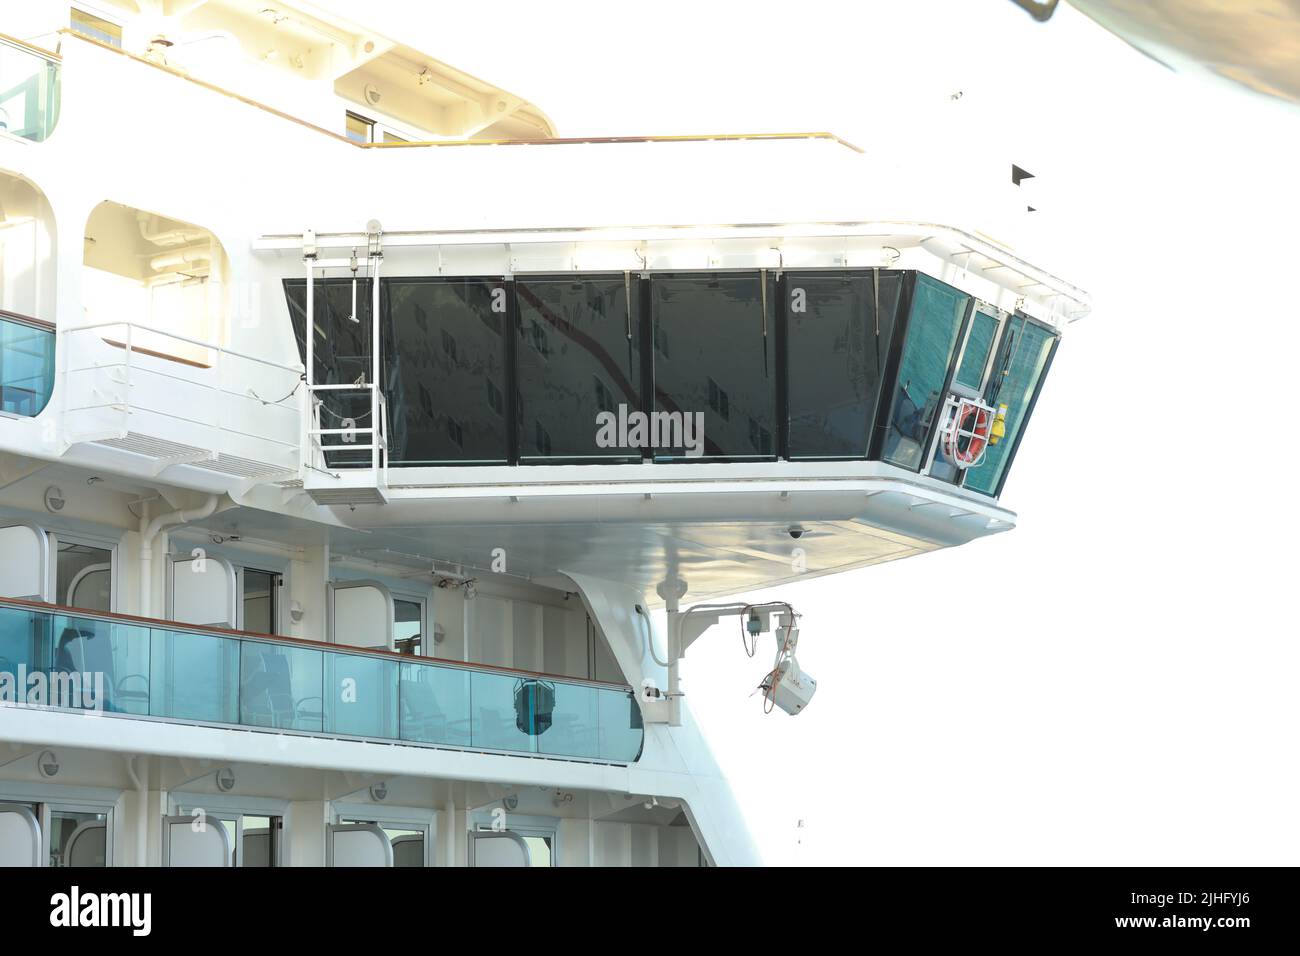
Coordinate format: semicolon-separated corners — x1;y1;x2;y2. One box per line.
170;794;288;867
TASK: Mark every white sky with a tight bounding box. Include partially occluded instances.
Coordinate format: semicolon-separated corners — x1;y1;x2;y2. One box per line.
344;0;1300;864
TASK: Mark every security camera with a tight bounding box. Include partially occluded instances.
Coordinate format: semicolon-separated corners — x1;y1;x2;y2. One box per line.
787;526;805;540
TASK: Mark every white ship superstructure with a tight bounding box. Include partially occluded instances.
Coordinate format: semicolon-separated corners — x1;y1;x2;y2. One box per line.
0;1;1088;866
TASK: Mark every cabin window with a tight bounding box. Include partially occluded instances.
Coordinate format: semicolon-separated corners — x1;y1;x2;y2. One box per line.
515;275;642;462
964;316;1057;496
46;806;110;867
785;270;902;459
339;818;428;867
241;568;280;635
55;539;112;611
880;274;971;471
648;273;776;461
70;9;122;48
345;111;374;143
394;598;423;655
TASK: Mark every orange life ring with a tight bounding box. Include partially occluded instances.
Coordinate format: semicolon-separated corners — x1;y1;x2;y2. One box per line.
947;402;991;466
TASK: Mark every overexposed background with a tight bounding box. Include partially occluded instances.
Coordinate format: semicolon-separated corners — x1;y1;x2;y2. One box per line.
341;0;1300;864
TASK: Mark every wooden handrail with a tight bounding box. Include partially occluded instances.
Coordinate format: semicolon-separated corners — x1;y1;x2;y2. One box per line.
0;309;56;332
0;31;60;62
0;596;633;691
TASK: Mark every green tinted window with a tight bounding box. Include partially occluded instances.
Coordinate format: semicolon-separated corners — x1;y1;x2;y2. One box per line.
965;318;1056;496
954;310;998;391
881;274;970;471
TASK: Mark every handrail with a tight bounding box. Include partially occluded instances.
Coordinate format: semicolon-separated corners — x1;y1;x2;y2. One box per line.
61;320;304;376
0;596;633;691
0;309;56;332
56;31;860;156
0;32;60;62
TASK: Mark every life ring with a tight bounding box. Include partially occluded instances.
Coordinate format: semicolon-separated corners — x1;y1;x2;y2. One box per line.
945;401;991;467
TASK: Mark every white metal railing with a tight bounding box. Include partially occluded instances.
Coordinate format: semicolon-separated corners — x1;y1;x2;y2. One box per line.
301;236;389;491
60;321;303;474
304;382;388;481
0;34;60;144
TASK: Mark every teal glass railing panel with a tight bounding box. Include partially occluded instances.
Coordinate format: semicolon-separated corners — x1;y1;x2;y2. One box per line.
0;39;60;143
398;659;471;747
326;651;398;739
598;687;645;763
240;641;324;732
51;613;149;715
0;604;50;683
0;601;642;763
0;315;55;417
150;628;239;724
538;680;600;759
470;670;540;754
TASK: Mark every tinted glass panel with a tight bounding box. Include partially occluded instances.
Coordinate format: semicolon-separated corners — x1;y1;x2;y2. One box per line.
325;652;398;738
649;273;775;460
243;569;276;634
965;317;1056;496
399;660;471;747
954;309;999;392
515;275;641;462
239;641;323;732
150;628;239;723
284;277;374;466
786;271;901;459
881;274;970;471
0;316;55;416
384;278;510;464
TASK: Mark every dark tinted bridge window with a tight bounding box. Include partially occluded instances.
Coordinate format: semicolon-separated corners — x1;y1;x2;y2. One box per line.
964;316;1057;496
384;278;510;465
649;273;776;461
515;275;642;462
881;274;970;471
785;271;902;459
284;277;374;466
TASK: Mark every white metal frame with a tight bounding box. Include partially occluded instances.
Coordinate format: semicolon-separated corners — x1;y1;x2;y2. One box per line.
301;241;388;486
170;796;287;867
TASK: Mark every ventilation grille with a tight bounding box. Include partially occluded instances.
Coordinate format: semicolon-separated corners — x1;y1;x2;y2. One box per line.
94;433;295;482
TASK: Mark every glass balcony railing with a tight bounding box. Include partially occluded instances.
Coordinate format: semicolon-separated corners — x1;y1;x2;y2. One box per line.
0;36;60;143
0;311;55;417
0;599;644;764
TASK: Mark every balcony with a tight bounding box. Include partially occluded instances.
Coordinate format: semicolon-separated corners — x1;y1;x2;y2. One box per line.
0;598;644;764
0;35;59;143
59;321;301;482
0;310;53;416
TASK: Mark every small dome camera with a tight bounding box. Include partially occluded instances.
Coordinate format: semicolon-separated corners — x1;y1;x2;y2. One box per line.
788;526;805;540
